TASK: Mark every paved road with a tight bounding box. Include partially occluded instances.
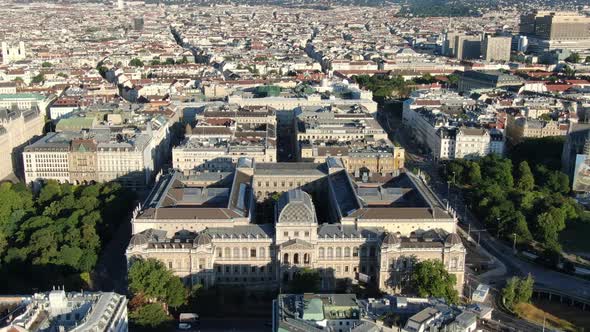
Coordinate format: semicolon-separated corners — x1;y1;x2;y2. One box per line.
93;215;132;294
189;318;270;332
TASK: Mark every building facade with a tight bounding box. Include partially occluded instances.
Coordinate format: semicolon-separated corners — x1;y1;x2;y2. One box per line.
173;104;277;173
0;107;44;180
0;290;128;332
126;157;465;295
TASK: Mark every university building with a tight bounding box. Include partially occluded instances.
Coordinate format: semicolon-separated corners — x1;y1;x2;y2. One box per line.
126;157;465;294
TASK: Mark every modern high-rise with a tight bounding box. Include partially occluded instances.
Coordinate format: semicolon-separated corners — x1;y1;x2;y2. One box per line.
519;11;590;52
481;36;512;62
454;35;481;60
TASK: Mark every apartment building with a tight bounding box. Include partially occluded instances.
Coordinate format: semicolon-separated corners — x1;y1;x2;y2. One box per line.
0;290;128;332
505;115;563;144
23;117;171;189
403;106;504;160
0;107;44;180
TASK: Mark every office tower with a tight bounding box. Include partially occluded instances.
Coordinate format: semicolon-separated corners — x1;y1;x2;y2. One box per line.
482;36;512;62
455;35;481;60
519;11;590;52
442;32;461;57
517;36;529;52
133;17;144;31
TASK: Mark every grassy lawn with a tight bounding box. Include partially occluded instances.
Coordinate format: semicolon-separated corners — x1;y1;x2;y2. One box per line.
514;302;577;332
560;220;590;254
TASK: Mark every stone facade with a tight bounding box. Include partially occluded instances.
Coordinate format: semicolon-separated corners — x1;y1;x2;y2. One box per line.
0;107;44;180
127;157;465;294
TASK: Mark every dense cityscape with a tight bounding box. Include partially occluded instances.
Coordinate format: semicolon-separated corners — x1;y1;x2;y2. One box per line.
0;0;590;331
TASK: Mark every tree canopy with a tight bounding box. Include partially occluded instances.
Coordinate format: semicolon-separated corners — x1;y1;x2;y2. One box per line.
0;181;134;292
128;258;188;309
502;274;534;310
441;153;580;255
410;259;459;304
289;268;320;293
129;58;145;67
128;258;188;330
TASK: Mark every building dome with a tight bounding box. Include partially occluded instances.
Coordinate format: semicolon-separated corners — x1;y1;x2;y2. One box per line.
129;233;149;247
194;232;212;246
445;233;462;246
382;232;400;246
276;189;317;224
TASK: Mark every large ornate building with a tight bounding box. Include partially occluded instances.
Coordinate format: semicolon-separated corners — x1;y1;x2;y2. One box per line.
126;157;465;294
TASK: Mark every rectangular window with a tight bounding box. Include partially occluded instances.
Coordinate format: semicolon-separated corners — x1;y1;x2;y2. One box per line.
283;231;288;237
250;249;257;258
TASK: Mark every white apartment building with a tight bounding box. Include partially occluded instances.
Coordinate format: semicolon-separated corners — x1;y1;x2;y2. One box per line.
0;107;44;179
24;118;171;190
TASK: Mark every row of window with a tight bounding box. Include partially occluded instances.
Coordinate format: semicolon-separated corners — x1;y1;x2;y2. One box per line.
216;247;270;259
318;246;376;258
215;264;273;275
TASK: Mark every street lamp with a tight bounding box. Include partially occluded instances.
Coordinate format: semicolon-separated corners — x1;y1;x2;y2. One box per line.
512;233;517;254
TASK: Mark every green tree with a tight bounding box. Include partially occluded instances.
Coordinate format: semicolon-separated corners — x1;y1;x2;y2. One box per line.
164;58;175;65
129;303;172;329
129;258;173;301
516;161;535;192
41;61;52;68
410;260;458;304
289;268;320;293
502;277;518;310
586;56;590;63
509;212;533;243
515;274;534;304
31;73;45;84
150;59;161;66
178;55;189;64
503;275;534;310
466;162;481;184
129;58;144;67
57;72;68;78
534;208;566;246
128;258;188;309
566;52;581;63
165;276;188;309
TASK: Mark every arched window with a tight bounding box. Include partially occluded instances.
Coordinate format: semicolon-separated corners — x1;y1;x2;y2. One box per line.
224;247;230;258
353;247;359;257
451;257;458;269
283;253;289;264
233;247;240;258
217;248;222;258
294;253;299;264
242;248;248;258
344;247;351;257
304;253;310;264
335;247;342;257
259;247;266;258
327;247;334;258
319;247;325;258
